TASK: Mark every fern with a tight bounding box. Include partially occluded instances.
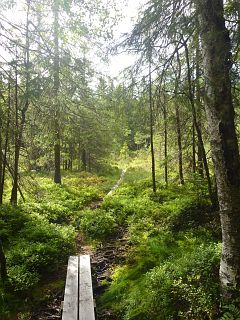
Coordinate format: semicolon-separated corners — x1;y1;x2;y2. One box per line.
220;304;240;320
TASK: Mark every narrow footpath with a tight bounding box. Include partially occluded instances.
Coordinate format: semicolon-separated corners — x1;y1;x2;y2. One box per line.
30;169;128;320
79;168;128;319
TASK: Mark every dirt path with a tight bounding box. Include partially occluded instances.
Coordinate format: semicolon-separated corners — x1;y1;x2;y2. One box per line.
80;168;129;319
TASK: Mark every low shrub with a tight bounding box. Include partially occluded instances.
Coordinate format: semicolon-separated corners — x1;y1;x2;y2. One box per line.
101;236;220;320
7;265;40;291
79;208;117;240
3;212;76;291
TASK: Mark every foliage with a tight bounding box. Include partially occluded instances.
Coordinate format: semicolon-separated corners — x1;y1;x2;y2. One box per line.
78;208;117;241
99;171;221;319
101;237;220;320
2;209;76;292
220;303;240;320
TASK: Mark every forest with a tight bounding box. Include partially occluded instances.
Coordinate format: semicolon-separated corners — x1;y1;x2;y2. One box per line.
0;0;240;319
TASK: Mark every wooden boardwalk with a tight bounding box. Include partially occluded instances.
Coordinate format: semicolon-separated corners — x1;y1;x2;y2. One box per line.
62;255;95;320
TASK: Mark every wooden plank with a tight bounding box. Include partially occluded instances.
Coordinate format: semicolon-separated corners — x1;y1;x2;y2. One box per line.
79;255;95;320
62;256;79;320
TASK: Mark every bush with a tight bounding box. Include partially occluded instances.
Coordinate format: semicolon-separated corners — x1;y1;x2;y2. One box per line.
79;209;117;240
22;202;72;224
101;237;220;320
5;213;76;291
8;265;40;291
0;205;30;240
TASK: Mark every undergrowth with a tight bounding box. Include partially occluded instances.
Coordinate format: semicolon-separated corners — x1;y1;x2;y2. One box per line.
0;171;108;318
97;168;225;319
0;167;234;319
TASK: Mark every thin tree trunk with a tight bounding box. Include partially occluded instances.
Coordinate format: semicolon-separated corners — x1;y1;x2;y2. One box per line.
0;116;2;199
149;58;156;192
175;105;184;184
88;153;91;172
82;149;87;171
78;142;81;171
196;0;240;301
3;153;25;202
197;134;204;177
175;52;184;185
0;80;11;204
0;239;7;284
195;43;204;177
184;40;213;200
192;120;196;174
10;57;19;204
196;40;204;178
11;0;31;204
163;100;168;186
53;0;61;184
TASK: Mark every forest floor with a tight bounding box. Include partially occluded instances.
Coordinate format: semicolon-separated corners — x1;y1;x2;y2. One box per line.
29;169;128;320
1;164;224;320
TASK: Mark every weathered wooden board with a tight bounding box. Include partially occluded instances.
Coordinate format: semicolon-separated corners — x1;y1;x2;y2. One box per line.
62;256;79;320
79;255;95;320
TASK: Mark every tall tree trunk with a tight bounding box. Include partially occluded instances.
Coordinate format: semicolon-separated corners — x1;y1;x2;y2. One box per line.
10;57;19;204
0;80;11;204
0;239;7;284
0;114;3;199
11;0;30;204
196;0;240;301
195;42;204;178
197;130;204;177
82;149;87;171
149;58;156;192
3;153;25;202
78;142;81;171
184;40;213;200
88;153;91;172
175;105;184;184
163;99;168;186
236;1;240;47
175;52;184;185
69;144;73;171
192;120;196;174
53;0;61;184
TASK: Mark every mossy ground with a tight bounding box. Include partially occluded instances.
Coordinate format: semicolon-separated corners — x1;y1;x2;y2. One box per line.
0;160;236;319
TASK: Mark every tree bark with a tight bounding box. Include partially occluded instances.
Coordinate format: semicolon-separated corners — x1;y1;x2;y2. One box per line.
163;99;168;186
197;128;204;177
196;0;240;301
0;80;11;204
175;52;184;185
0;112;3;199
195;42;204;178
11;0;31;204
184;40;213;200
0;240;7;284
10;58;19;204
53;0;61;184
192;120;196;174
82;149;87;171
149;58;156;192
3;153;25;202
175;104;184;184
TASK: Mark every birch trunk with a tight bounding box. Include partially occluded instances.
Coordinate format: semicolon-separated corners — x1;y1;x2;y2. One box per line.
196;0;240;300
